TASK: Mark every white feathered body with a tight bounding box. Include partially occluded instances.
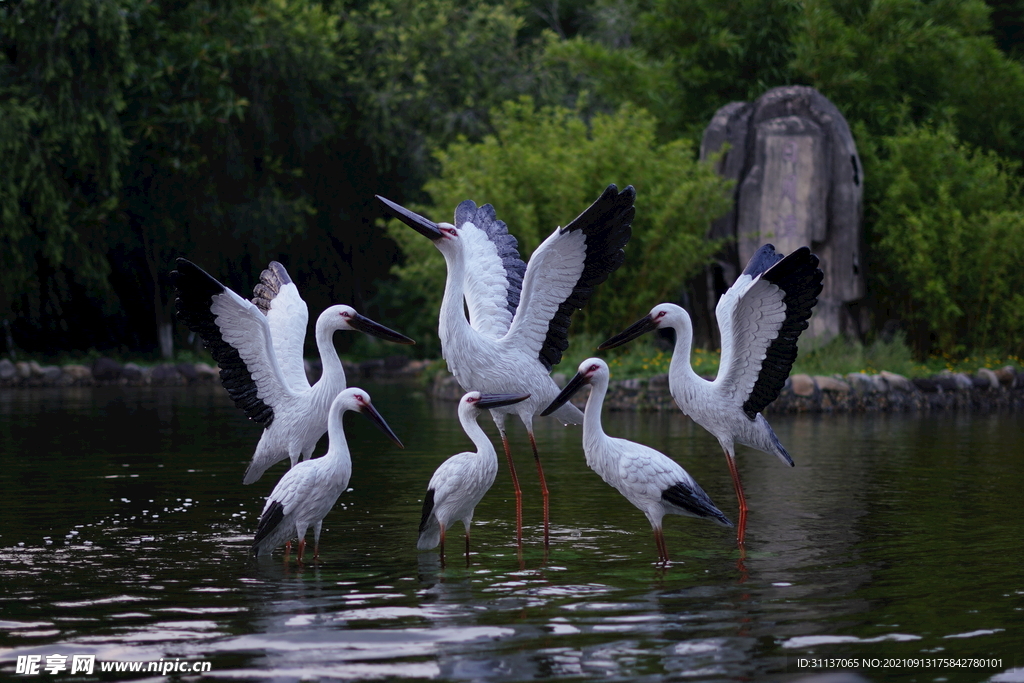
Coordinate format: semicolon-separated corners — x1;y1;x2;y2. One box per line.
437;226;584;430
580;365;730;530
417;450;498;550
661;269;793;464
251;398;354;557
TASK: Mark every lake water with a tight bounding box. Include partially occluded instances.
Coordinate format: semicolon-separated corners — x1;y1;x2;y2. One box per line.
0;382;1021;682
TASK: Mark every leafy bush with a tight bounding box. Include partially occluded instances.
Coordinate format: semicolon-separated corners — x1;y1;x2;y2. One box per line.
383;98;733;357
861;123;1024;357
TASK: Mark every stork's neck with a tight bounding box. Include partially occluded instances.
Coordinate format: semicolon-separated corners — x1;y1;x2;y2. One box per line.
314;318;347;391
668;317;703;390
461;409;495;459
582;375;609;449
322;408;354;483
438;247;475;355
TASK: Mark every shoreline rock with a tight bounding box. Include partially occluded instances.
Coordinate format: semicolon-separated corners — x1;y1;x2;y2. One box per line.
3;356;1022;414
426;366;1024;413
0;356;431;389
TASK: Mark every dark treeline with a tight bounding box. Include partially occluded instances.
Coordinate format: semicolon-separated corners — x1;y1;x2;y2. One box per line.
2;0;1024;361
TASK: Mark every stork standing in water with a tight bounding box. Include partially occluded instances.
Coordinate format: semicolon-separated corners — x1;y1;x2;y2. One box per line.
598;244;823;544
377;185;635;546
417;392;531;563
542;358;732;563
172;258;414;484
251;387;403;561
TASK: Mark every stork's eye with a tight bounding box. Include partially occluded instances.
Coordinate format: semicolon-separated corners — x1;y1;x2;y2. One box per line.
442;227;457;237
656;310;667;319
589;364;599;373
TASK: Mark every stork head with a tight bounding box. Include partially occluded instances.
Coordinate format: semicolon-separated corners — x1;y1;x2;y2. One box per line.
540;358;608;416
320;305;415;344
597;303;685;350
334;387;404;448
376;195;459;246
460;391;531;417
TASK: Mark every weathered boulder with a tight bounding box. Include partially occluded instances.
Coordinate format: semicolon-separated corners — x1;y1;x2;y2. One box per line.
879;370;914;392
195;363;218;381
994;366;1018;388
175;362;198;382
846;373;878;394
790;373;815;396
701;85;865;345
814;375;850;393
92;357;123;381
62;364;92;381
122;363;145;382
0;358;15;381
150;364;182;385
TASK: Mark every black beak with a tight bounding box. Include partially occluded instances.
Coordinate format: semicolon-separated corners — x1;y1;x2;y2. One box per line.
476;393;531;410
598;314;659;350
347;311;415;345
359;402;404;449
376;195;444;241
540;372;590;416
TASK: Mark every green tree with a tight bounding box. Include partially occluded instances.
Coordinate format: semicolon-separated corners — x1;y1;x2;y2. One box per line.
121;0;344;357
792;0;1024;161
0;0;136;351
862;123;1024;356
383;98;732;354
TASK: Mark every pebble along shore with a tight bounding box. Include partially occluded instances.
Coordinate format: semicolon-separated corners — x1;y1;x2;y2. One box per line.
3;357;1022;414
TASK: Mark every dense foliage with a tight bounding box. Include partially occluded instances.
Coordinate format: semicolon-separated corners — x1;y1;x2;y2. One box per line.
2;0;1023;360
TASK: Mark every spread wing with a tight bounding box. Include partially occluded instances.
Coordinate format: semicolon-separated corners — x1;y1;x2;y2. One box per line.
714;246;823;417
503;185;635;369
172;258;300;427
455;200;526;339
251;261;311;391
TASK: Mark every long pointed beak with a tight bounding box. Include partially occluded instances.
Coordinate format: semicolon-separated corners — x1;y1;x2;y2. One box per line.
347;311;415;345
476;393;531;411
360;402;404;449
540;372;590;416
598;314;659;350
376;195;443;241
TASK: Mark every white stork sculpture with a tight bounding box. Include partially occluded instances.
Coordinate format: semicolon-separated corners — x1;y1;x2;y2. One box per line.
377;185;635;546
542;358;732;563
251;387;403;562
599;244;823;544
417;391;531;563
172;258;414;484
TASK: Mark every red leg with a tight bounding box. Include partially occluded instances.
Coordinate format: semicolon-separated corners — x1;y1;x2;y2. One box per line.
654;527;669;563
529;432;549;547
439;523;446;566
501;432;523;546
465;527;471;565
724;449;748;545
297;538;306;563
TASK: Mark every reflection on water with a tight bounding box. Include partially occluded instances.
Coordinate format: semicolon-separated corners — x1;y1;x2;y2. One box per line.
0;383;1022;681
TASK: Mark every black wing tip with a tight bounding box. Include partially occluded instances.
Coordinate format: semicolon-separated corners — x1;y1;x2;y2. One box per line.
253;499;285;547
661;481;732;527
418;488;436;534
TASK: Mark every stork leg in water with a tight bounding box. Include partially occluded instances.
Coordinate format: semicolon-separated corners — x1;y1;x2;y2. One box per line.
499;431;524;546
528;432;550;546
724;451;749;544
